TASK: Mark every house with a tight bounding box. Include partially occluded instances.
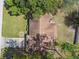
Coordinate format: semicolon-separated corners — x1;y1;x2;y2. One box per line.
27;13;57;51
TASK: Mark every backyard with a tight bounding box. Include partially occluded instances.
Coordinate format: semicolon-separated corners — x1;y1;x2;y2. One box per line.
2;7;26;38
54;11;74;43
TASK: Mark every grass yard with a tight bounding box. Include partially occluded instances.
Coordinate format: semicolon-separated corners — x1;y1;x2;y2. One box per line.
2;7;26;38
54;11;74;43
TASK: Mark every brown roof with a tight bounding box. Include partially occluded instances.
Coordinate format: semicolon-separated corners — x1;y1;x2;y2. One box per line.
29;13;57;39
29;20;40;36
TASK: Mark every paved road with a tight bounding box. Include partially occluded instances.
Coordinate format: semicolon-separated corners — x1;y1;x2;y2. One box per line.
0;0;5;57
0;0;4;38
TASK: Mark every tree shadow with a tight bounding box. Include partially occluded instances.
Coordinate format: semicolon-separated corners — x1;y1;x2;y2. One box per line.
64;10;79;28
64;10;79;44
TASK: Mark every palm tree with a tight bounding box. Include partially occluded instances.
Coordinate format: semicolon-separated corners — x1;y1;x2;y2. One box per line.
65;10;79;44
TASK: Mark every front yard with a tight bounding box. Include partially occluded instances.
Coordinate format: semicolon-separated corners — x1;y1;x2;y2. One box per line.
2;7;26;38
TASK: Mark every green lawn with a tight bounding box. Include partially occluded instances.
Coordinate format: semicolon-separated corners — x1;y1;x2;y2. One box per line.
2;7;26;38
54;11;74;43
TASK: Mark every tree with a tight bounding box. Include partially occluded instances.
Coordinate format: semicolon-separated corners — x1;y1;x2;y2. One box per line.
5;0;64;51
5;0;14;7
61;42;79;59
65;10;79;44
9;6;19;15
5;0;64;18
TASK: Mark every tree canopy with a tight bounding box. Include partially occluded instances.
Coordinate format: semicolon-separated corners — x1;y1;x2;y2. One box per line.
62;0;79;13
5;0;64;19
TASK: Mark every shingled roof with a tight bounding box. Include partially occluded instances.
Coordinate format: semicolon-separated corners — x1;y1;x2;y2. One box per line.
29;20;40;36
29;13;57;39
